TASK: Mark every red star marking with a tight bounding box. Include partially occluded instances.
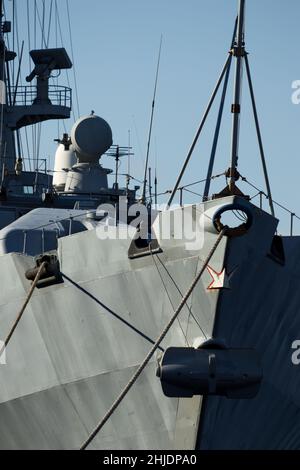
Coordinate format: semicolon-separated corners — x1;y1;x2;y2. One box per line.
207;265;237;290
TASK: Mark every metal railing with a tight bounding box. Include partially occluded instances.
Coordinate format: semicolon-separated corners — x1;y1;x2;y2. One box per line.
10;85;72;108
152;172;300;236
22;228;60;255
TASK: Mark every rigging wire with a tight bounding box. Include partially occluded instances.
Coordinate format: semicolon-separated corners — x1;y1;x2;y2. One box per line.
141;35;163;204
132;114;147;175
66;0;80;119
0;49;5;165
203;17;237;201
34;0;37;49
0;210;116;241
183;187;203;198
2;2;12;80
232;209;247;222
242;176;300;221
55;0;75;123
46;0;53;48
13;39;24;105
26;0;31;69
145;172;225;202
33;0;38;169
24;126;32;171
54;0;61;137
154;137;158;206
13;3;27;170
34;0;47;49
249;191;261;201
41;0;45;48
79;228;227;450
15;0;22;57
12;0;15;84
154;254;208;340
37;122;42;169
141;168;300;234
32;124;36;169
150;252;191;347
166;54;232;208
34;1;46;168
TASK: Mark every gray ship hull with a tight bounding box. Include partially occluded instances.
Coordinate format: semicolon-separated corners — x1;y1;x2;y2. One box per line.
197;233;300;449
0;195;297;449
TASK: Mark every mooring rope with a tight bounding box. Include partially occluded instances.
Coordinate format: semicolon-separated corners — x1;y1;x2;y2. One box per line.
80;227;227;450
0;261;46;359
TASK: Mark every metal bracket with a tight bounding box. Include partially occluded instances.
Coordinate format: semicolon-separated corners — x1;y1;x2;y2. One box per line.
231;103;241;114
231;46;246;57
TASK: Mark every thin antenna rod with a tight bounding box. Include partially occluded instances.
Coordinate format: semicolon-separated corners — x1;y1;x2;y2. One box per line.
0;0;6;171
154;167;157;207
127;130;131;177
6;62;12;106
202;17;238;201
229;0;245;192
141;35;163;204
126;130;131;196
148;167;152;205
13;40;24;105
166;54;232;208
244;54;275;216
114;145;120;189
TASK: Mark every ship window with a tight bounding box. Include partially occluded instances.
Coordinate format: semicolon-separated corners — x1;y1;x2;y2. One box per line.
23;185;34;194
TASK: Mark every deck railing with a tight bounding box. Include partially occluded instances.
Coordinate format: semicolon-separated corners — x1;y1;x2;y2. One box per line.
10;85;72;108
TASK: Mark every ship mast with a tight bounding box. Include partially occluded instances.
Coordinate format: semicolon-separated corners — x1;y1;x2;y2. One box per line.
229;0;245;192
0;0;6;98
0;0;5;95
0;0;11;171
152;0;274;215
0;1;3;27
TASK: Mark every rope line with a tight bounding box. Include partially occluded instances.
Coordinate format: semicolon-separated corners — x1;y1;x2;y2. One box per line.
150;249;190;346
54;0;75;123
242;176;300;221
147;172;225;201
66;0;80;118
0;261;46;360
154;254;208;340
79;227;227;450
152;171;300;230
46;0;54;48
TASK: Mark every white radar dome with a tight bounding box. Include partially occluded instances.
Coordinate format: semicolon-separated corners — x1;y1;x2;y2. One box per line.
71;114;112;163
53;143;76;190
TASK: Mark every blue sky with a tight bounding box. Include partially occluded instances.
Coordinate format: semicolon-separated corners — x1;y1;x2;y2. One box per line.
4;0;300;233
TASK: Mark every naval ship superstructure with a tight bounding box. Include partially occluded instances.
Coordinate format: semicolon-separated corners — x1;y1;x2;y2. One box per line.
0;0;299;450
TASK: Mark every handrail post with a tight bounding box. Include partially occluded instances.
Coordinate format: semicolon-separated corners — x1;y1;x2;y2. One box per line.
259;191;263;210
41;228;45;254
23;230;27;254
179;187;183;207
291;213;295;236
69;217;73;235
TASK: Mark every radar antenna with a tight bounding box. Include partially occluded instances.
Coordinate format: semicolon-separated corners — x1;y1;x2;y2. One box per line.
105;145;134;190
